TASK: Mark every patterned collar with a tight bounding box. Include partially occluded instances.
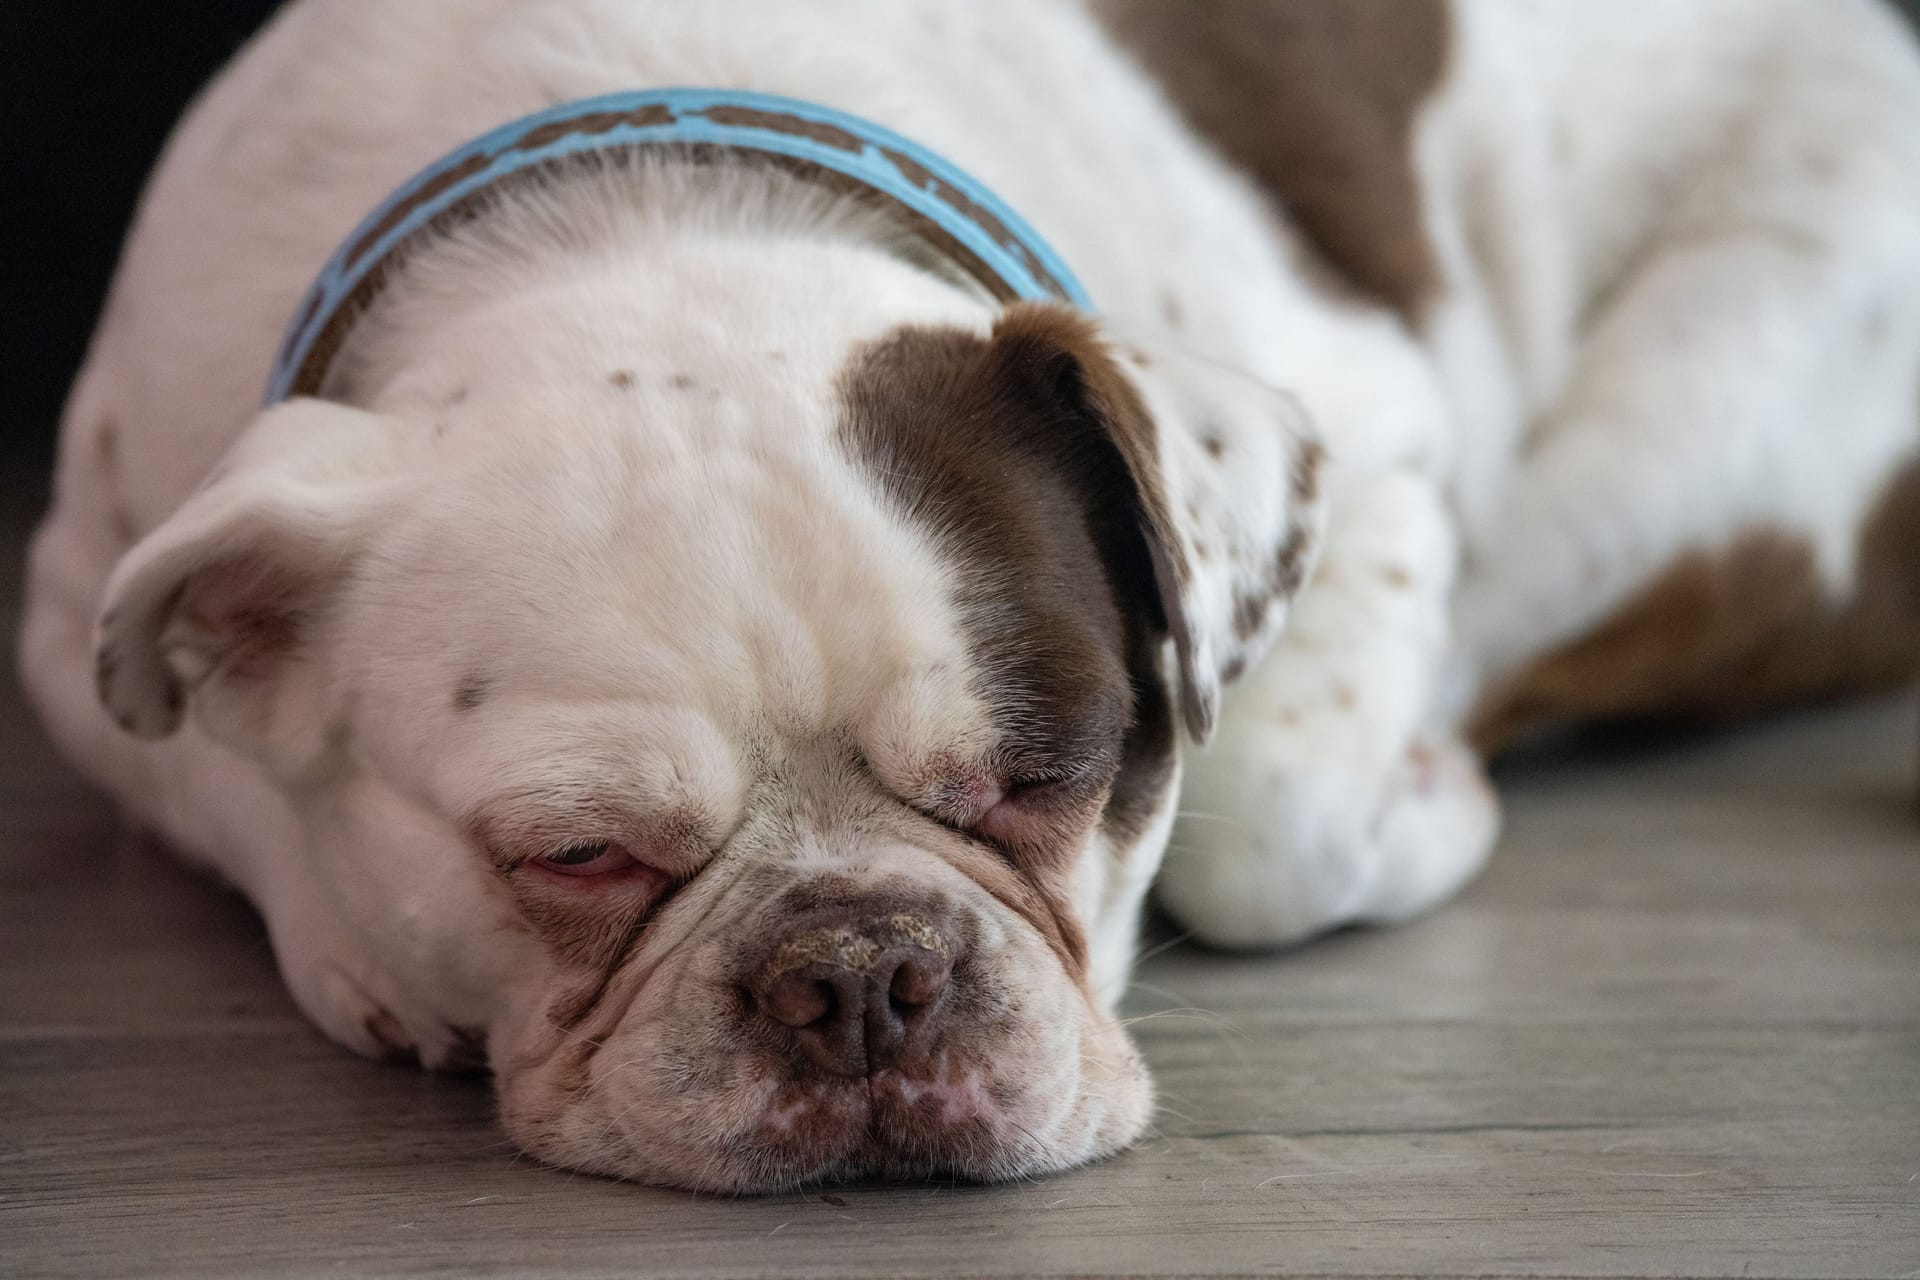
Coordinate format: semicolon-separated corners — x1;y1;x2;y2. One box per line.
266;87;1091;402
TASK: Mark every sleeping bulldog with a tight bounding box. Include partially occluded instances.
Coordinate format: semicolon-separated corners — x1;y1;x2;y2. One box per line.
20;0;1920;1190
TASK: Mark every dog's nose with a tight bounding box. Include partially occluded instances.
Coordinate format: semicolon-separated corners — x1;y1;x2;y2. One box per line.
746;907;957;1077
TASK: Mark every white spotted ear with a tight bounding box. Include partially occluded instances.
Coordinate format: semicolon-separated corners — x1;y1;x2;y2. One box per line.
93;398;406;758
992;306;1328;741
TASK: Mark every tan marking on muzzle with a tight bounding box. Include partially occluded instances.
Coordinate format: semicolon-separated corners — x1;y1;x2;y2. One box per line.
764;914;949;978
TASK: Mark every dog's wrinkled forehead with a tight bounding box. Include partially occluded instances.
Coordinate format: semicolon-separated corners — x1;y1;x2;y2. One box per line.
345;248;999;737
333;281;1166;892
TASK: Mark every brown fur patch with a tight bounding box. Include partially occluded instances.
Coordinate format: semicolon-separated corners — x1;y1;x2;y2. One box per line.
1470;458;1920;753
836;307;1182;901
1096;0;1451;323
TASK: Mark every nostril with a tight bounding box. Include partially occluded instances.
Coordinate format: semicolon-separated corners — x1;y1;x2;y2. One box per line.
747;905;963;1077
887;951;952;1014
756;971;834;1030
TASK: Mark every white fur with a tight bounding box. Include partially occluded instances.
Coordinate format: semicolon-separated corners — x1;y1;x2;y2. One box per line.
19;0;1920;1183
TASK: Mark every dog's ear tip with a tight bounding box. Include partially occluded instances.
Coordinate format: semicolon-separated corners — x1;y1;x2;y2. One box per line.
1178;673;1218;743
97;657;187;740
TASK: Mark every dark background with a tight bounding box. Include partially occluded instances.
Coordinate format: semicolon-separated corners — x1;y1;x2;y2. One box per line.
9;1;1920;472
6;2;281;466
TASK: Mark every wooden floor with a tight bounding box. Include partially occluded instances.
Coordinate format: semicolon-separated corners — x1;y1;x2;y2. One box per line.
2;486;1917;1280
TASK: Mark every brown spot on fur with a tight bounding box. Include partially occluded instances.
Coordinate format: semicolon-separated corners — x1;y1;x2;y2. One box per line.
1202;433;1226;459
1470;458;1920;753
1272;523;1314;600
1096;0;1451;323
668;373;699;391
452;674;490;713
1293;438;1327;506
1160;289;1186;331
1332;682;1357;709
1380;563;1413;588
1232;590;1268;644
609;369;635;389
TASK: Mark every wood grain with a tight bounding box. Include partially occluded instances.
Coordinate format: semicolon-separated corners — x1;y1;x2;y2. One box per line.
2;490;1916;1279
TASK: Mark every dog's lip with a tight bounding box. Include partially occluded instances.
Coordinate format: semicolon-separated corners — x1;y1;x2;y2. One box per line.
599;1066;1026;1192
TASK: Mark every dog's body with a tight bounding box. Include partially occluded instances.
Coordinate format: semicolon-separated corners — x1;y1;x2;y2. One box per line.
20;0;1920;1188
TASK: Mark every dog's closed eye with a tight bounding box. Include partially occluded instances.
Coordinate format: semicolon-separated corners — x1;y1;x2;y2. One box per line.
913;766;1107;856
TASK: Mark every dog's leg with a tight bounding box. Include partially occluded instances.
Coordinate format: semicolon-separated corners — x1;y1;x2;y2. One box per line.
1451;49;1920;713
1156;470;1499;949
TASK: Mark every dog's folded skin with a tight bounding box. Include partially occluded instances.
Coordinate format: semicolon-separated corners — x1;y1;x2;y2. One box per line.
20;0;1920;1189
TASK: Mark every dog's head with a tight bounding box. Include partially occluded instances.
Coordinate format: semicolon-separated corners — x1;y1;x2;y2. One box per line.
91;240;1323;1189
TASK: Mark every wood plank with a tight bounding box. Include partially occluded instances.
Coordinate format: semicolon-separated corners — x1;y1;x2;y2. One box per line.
2;1021;1915;1279
2;472;1917;1278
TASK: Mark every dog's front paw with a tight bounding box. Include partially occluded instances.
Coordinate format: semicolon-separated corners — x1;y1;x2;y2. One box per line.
1156;735;1499;949
264;893;490;1074
281;957;486;1073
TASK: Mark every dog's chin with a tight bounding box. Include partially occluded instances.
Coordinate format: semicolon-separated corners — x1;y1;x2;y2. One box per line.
500;1034;1154;1194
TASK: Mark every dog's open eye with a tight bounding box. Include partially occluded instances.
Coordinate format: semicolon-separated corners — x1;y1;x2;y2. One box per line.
531;841;642;879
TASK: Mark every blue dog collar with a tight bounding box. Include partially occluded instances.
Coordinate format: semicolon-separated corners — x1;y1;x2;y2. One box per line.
266;88;1091;402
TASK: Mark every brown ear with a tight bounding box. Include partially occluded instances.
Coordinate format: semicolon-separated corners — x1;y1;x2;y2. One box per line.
986;305;1327;740
94;399;404;761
